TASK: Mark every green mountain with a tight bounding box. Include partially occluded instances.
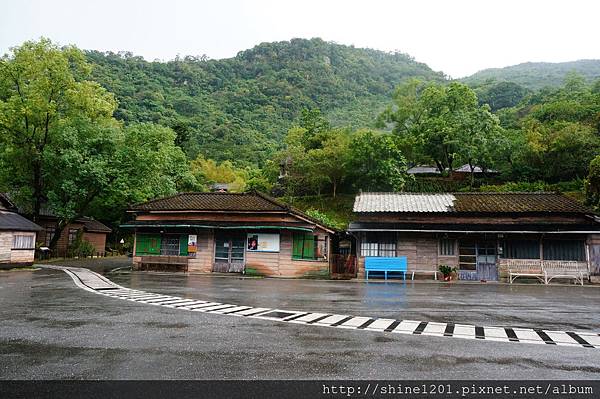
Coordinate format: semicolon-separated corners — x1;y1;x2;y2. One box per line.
85;38;444;165
462;60;600;90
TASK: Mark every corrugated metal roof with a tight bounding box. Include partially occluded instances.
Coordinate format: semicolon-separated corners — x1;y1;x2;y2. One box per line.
353;192;593;214
353;193;456;213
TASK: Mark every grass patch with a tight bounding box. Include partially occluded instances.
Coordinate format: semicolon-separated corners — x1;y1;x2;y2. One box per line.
243;267;264;277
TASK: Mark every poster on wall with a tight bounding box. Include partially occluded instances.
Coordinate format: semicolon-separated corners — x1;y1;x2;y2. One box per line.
247;233;280;252
187;234;198;255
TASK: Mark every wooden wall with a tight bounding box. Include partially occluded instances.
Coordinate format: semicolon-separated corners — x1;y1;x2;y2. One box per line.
0;231;36;266
356;233;455;278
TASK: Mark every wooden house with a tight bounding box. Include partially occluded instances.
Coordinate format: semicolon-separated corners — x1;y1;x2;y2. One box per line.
123;192;336;277
349;192;600;281
0;194;42;267
37;216;112;257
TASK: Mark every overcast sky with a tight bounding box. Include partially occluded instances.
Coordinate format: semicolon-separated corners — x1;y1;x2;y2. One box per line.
1;0;599;78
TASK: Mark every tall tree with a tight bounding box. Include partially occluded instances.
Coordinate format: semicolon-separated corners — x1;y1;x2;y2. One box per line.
0;39;188;249
0;38;117;221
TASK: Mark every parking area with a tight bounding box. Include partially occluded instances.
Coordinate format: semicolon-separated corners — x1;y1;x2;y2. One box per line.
1;265;599;379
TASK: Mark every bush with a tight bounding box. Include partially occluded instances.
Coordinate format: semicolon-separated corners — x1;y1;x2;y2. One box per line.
68;235;96;258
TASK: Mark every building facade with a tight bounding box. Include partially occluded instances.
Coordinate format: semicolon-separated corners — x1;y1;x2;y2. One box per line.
349;192;600;281
124;192;336;277
0;194;42;267
37;217;112;256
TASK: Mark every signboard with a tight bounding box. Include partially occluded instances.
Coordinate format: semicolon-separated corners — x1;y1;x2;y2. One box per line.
187;234;198;254
247;233;280;252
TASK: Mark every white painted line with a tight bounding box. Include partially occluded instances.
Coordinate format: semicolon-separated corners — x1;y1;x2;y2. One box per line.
196;304;237;312
544;331;581;346
235;307;271;316
513;328;545;344
453;324;476;338
365;318;397;331
578;334;600;346
314;314;349;326
288;313;328;324
483;327;510;342
422;322;447;336
186;302;221;309
215;306;252;314
163;299;200;308
338;317;371;329
391;320;422;334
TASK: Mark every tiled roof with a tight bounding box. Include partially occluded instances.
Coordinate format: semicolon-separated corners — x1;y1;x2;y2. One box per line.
130;192;287;212
80;217;112;233
0;210;43;232
129;192;337;232
353;192;593;214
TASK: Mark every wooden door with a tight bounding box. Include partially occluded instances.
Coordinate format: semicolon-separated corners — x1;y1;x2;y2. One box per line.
476;241;498;281
213;233;245;273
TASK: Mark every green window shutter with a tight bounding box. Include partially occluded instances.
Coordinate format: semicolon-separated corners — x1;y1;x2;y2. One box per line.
179;235;188;256
302;234;315;259
135;235;148;255
292;234;303;259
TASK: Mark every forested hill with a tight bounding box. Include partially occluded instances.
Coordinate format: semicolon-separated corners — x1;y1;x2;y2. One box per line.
85;38;444;165
462;59;600;90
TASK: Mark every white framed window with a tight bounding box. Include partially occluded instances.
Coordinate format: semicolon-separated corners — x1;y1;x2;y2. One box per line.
439;239;456;256
360;233;396;257
13;234;35;249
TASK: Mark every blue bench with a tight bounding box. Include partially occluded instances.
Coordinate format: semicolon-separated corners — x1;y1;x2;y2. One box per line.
364;256;408;280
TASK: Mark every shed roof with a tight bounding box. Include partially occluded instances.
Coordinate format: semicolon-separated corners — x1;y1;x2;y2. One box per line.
353;192;593;214
0;210;43;232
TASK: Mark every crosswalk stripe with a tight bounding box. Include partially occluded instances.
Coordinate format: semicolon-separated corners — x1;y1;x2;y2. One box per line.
513;328;545;344
188;302;222;310
453;324;476;338
288;313;329;324
195;304;236;312
483;326;510;342
422;322;447;336
314;314;349;326
535;329;556;345
338;316;371;329
236;307;271;316
566;332;595;348
365;318;397;332
50;265;600;350
391;320;421;334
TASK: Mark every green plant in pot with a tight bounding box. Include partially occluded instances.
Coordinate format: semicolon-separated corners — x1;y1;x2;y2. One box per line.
438;265;457;281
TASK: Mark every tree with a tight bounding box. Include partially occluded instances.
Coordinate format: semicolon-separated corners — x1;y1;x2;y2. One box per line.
347;130;408;191
381;81;504;178
0;38;117;222
305;130;351;197
0;39;188;249
585;155;600;211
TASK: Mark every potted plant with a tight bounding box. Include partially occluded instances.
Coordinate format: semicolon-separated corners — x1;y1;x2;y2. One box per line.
439;264;457;281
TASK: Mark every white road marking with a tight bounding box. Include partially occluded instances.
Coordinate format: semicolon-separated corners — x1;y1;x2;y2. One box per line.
365;318;396;331
47;265;600;350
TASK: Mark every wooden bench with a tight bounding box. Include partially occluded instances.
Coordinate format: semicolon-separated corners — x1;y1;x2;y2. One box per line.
543;261;589;286
410;270;439;280
140;255;189;272
506;259;545;284
365;256;407;281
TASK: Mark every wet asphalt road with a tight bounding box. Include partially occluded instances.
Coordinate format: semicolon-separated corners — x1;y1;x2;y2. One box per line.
1;259;600;379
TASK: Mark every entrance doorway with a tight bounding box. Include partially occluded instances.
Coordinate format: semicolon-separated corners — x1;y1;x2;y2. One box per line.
458;240;498;281
213;233;245;273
